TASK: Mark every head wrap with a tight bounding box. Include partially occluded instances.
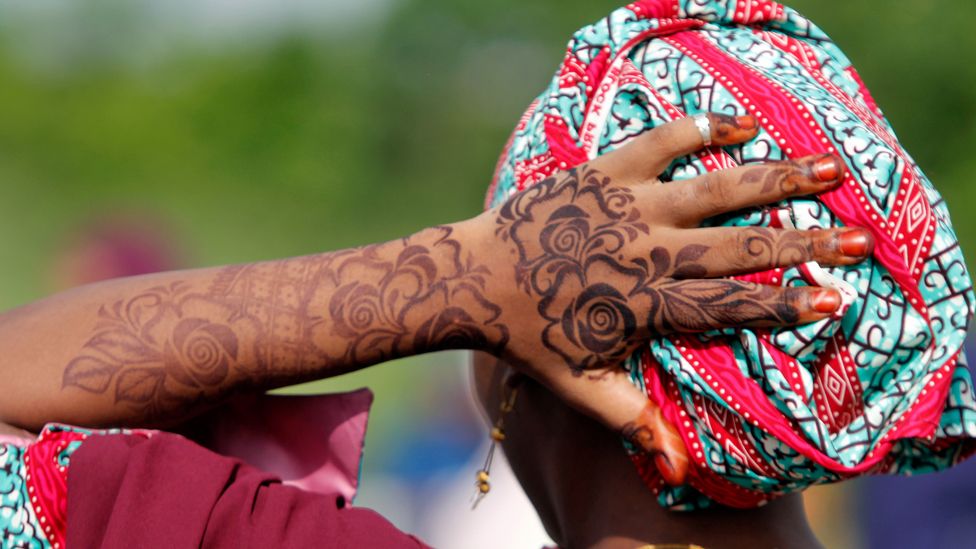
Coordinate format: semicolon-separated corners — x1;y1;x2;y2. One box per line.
486;0;976;510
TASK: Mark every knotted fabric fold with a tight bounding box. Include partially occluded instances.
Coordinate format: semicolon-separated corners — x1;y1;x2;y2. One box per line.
486;0;976;509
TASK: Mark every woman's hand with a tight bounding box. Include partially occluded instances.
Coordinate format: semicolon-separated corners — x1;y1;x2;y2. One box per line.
465;113;873;484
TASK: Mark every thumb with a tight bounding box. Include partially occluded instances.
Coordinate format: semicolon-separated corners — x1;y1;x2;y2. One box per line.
539;364;690;486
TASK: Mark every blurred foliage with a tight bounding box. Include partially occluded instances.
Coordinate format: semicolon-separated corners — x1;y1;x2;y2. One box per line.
0;0;973;307
0;0;973;540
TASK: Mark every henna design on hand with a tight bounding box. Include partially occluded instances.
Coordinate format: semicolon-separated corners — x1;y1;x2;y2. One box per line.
620;419;656;451
495;167;654;371
737;227;811;272
493;165;803;374
645;279;798;333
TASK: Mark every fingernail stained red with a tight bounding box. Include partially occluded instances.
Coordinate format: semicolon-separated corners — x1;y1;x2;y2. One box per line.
839;229;873;257
735;115;757;130
811;155;842;182
811;289;841;314
655;453;677;481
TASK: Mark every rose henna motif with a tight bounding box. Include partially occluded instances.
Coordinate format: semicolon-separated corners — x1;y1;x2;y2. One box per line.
495;167;657;372
164;318;238;387
493;164;803;374
560;283;636;356
62;282;261;418
328;230;508;364
62;227;509;421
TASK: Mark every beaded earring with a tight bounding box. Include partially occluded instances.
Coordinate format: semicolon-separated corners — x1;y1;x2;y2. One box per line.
471;370;522;509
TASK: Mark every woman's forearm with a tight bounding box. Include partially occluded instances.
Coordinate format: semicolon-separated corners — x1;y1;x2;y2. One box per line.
0;223;505;430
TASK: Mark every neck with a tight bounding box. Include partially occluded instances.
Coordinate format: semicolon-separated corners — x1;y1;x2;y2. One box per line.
471;353;823;549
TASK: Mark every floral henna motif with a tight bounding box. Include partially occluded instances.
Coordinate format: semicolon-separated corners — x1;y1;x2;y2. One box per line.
737;227;812;271
63;226;509;420
645;280;799;333
327;227;509;364
62;282;264;419
495;167;654;371
493;166;801;373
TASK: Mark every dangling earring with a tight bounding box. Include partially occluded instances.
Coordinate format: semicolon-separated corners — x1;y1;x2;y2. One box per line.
472;370;522;509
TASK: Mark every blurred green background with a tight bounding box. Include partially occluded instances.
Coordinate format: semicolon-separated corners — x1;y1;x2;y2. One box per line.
0;1;973;547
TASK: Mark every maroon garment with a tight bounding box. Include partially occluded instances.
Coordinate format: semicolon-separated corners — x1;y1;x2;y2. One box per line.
67;432;430;548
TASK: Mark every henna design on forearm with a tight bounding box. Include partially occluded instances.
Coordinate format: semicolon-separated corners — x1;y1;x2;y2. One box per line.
62;226;508;422
325;229;508;364
62;281;264;418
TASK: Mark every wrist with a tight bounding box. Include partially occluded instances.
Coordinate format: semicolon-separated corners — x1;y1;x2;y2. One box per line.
406;221;510;355
321;222;509;361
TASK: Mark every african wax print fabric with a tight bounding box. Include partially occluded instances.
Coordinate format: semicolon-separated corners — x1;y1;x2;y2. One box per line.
0;424;152;548
486;0;976;509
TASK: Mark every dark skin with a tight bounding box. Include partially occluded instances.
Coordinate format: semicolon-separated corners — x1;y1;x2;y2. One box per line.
0;113;872;487
472;352;825;549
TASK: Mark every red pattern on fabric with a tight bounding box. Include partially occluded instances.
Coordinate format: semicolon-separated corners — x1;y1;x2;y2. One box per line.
638;352;771;506
884;354;957;441
575;19;703;158
665;335;835;463
699;392;783;479
543;115;588;170
517;5;968;508
730;0;785;25
759;336;807;397
618;58;651;88
810;334;865;433
24;429;89;549
755;31;909;166
22;426;156;549
515;152;562;190
627;0;680;19
558;50;589;89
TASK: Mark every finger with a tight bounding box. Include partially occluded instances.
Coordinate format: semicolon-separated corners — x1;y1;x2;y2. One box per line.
662;154;845;227
662;226;874;278
645;280;842;333
624;401;690;487
593;113;759;184
537;364;689;486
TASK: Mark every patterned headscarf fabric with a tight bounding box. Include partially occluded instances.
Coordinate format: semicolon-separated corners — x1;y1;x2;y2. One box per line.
486;0;976;510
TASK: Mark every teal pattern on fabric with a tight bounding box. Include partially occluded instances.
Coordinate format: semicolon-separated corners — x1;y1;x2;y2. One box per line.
0;442;47;548
0;424;137;548
488;0;976;509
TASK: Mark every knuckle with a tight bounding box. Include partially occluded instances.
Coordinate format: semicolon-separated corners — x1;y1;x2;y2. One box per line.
779;288;804;323
773;162;807;196
745;161;803;200
724;229;771;271
641;122;681;156
775;231;816;265
694;172;732;210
